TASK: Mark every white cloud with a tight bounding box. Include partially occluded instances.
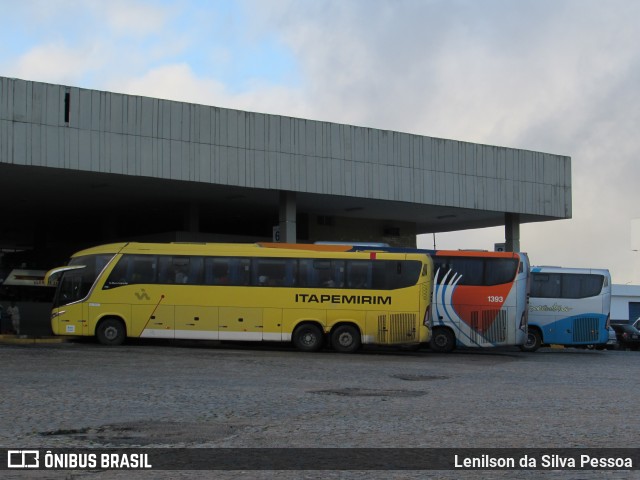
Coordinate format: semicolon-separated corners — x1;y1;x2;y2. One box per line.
112;63;311;120
247;0;640;283
5;0;640;283
100;0;172;36
11;41;106;86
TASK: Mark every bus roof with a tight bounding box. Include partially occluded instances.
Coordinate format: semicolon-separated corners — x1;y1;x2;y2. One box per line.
531;266;611;276
67;242;431;261
306;244;526;259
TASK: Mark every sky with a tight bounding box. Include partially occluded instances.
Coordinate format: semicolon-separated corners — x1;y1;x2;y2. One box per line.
1;0;639;283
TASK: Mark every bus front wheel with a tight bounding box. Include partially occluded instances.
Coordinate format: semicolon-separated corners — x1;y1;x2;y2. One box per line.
520;330;541;353
96;318;126;346
430;328;455;353
292;324;324;352
331;325;361;353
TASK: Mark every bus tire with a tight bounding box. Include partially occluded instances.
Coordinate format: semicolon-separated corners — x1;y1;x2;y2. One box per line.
430;328;455;353
96;318;126;346
520;329;541;352
331;324;361;353
292;324;324;352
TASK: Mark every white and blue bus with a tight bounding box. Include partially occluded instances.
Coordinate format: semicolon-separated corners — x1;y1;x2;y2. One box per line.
523;266;611;352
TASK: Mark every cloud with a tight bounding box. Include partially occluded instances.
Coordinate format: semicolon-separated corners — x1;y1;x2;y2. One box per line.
10;41;106;86
4;0;640;282
112;63;310;120
112;63;227;104
246;0;640;282
100;0;172;36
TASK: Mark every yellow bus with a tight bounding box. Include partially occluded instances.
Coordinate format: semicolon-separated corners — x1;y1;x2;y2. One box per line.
45;242;433;353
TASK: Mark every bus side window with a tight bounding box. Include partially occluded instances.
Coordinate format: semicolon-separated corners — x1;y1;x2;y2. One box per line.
561;274;604;299
187;257;203;284
347;261;371;289
531;273;561;298
253;259;288;287
371;261;388;289
104;256;131;289
313;259;333;287
297;259;315;287
158;256;188;284
130;256;157;284
205;258;231;285
231;258;251;286
332;260;345;288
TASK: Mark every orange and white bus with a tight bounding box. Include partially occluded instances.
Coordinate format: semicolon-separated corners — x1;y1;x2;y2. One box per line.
344;246;530;352
428;250;530;352
45;242;433;353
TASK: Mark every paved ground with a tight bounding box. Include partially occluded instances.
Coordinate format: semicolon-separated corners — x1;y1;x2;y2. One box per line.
0;340;637;479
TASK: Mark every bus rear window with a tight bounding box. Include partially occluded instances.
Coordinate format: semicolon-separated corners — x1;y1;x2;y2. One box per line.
434;257;518;286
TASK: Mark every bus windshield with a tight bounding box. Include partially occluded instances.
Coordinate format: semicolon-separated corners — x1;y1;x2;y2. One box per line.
53;254;114;308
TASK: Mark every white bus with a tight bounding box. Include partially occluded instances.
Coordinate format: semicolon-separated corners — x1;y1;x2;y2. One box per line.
523;266;611;352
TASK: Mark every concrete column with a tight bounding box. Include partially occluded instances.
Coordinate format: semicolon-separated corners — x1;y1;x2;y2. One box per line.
505;213;521;252
279;191;297;243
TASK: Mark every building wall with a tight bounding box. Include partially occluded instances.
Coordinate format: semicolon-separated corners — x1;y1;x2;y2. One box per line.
611;284;640;323
0;76;572;220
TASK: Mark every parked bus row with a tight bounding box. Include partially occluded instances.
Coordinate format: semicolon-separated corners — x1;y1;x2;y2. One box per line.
43;242;611;353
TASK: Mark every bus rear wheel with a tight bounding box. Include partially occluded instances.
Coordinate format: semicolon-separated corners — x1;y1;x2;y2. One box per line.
292;324;324;352
96;318;126;346
331;325;361;353
520;330;541;353
430;328;455;353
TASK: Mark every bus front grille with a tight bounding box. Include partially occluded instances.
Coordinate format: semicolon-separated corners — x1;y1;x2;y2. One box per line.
573;317;600;343
378;314;418;344
470;309;508;344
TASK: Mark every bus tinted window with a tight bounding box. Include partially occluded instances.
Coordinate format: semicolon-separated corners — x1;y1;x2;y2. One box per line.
55;255;113;306
371;260;422;289
230;258;251;286
531;273;605;299
347;261;371;289
561;274;604;299
297;259;346;287
158;256;203;285
104;255;158;288
202;257;250;286
102;255;423;290
485;258;519;285
530;273;561;298
434;256;518;286
450;258;483;285
204;258;231;285
434;257;483;285
253;258;296;287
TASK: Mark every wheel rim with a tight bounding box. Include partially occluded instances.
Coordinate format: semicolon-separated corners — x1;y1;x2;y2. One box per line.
434;334;448;347
104;326;119;341
337;332;353;347
301;331;317;347
524;333;536;348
